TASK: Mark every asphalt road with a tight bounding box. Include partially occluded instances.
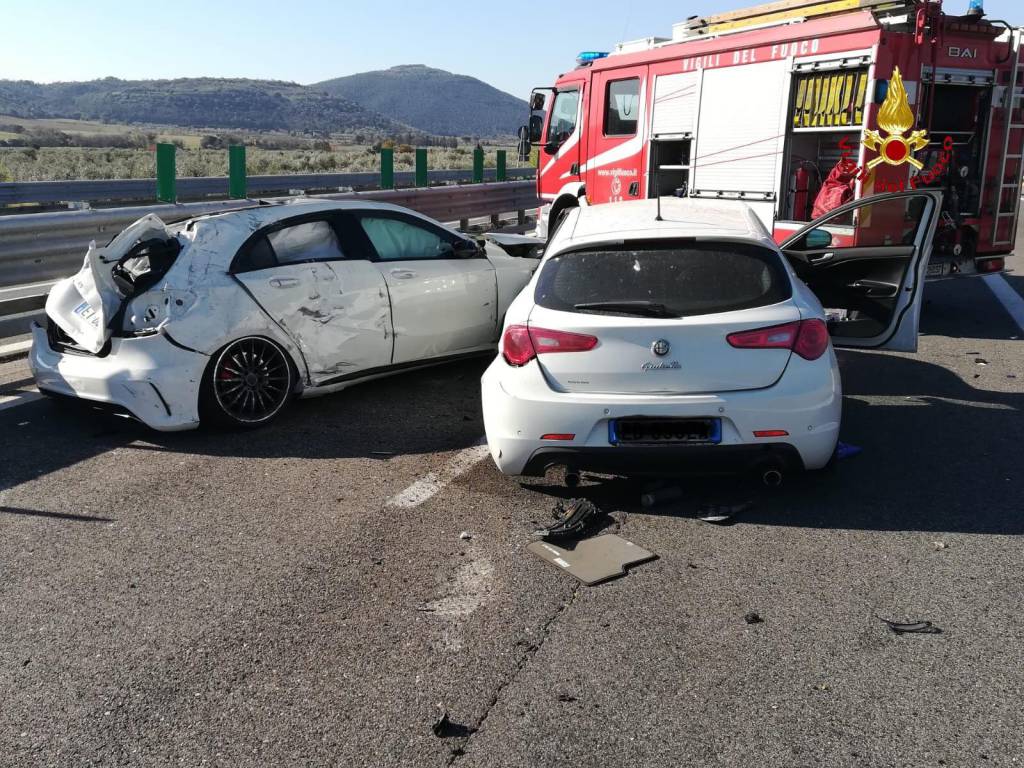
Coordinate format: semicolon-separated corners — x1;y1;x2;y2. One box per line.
2;257;1023;766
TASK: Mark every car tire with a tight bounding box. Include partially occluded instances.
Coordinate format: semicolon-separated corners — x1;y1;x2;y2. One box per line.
200;336;295;428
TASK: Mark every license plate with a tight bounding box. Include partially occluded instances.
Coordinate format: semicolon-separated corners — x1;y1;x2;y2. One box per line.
73;300;99;327
609;417;721;446
926;262;947;278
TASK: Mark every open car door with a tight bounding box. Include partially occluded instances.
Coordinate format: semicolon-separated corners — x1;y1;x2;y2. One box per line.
779;190;942;352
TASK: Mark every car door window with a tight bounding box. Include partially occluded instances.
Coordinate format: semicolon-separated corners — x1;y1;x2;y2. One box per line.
267;220;345;265
781;191;940;349
359;216;455;261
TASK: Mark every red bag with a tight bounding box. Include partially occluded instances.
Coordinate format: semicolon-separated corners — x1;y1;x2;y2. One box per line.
811;160;858;219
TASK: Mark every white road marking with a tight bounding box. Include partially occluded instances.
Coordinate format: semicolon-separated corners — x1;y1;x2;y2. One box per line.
0;389;43;413
386;440;490;509
983;273;1024;335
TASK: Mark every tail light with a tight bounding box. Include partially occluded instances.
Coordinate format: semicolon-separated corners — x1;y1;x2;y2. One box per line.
727;319;829;361
976;257;1004;273
502;325;598;366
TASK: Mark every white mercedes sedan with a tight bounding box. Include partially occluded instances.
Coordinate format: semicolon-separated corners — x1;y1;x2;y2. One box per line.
482;191;941;482
30;200;538;429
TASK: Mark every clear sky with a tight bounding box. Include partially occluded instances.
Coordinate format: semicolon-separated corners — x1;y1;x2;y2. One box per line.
2;0;1022;99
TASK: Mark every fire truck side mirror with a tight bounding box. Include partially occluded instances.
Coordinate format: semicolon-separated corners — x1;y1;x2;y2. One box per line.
517;126;532;162
528;115;543;143
530;92;546;111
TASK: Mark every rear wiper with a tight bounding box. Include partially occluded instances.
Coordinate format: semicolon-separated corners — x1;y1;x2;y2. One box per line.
573;300;678;318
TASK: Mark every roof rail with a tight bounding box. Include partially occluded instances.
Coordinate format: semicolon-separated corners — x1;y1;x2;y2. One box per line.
673;0;919;40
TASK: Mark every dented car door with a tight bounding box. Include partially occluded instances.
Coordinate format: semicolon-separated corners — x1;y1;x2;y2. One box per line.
231;213;393;385
355;211;497;363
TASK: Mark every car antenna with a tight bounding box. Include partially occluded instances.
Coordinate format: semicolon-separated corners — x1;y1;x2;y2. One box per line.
654;169;663;221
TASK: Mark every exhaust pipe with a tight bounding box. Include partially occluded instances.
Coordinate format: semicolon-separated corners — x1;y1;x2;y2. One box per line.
762;468;783;487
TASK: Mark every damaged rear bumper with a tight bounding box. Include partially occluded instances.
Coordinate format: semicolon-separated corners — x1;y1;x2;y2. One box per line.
28;322;208;431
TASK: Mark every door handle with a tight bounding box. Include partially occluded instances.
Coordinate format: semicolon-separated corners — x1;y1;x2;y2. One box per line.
847;279;898;298
269;277;300;288
389;269;417;279
807;251;834;264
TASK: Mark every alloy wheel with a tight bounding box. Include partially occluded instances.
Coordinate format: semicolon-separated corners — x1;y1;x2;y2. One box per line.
212;337;291;424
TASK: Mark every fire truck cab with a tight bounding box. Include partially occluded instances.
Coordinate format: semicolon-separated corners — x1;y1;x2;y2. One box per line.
521;0;1024;278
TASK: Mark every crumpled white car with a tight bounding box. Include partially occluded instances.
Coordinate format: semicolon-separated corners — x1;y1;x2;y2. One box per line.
482;191;941;482
30;200;539;429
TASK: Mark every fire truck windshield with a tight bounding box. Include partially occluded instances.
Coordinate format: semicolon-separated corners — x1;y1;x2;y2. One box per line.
546;89;579;145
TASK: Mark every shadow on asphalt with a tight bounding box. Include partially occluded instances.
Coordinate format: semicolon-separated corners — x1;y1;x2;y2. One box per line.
522;348;1024;536
0;357;491;497
919;276;1022;341
0;505;113;523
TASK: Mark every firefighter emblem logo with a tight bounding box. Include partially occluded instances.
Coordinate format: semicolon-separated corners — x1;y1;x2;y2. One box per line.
610;175;622;199
862;67;929;170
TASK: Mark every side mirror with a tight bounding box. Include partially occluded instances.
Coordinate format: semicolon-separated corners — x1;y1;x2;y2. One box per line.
804;228;832;249
528;114;543;143
517;126;532;161
529;92;546;111
453;238;481;258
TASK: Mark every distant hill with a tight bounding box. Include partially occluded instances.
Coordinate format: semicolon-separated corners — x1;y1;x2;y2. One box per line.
314;65;526;137
0;77;404;134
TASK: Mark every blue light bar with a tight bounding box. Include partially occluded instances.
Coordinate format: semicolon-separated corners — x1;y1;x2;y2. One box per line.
576;51;609;65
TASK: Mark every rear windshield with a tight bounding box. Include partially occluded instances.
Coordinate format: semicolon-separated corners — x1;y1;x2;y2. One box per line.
535;240;791;318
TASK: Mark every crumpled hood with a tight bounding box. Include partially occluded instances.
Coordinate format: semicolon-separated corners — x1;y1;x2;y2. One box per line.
45;214;175;353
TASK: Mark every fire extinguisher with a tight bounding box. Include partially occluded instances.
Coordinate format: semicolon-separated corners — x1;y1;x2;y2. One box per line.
791;162;819;221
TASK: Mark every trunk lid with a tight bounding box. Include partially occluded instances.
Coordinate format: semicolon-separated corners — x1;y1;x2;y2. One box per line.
528;303;799;395
46;215;177;353
529;239;798;395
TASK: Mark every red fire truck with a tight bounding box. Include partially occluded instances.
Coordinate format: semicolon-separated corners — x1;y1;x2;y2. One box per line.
520;0;1024;277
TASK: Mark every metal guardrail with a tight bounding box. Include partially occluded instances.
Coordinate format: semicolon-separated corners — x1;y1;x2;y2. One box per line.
0;167;536;208
0;181;540;289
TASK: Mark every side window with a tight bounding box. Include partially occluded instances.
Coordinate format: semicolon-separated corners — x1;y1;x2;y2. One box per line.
604;78;640;136
789;195;929;251
545;89;580;144
245;236;277;271
267;220;345;265
359;216;454;261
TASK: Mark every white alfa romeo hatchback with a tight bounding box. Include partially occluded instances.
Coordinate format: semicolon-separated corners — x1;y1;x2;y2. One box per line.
482;191;940;481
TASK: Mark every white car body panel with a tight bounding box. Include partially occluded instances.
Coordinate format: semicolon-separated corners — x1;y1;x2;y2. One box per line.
382;257;496;363
482;195;937;478
32;199;537;430
236;259;393;383
46;215;175;354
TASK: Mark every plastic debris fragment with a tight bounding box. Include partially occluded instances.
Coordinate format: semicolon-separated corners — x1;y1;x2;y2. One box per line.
878;617;942;634
535;498;603;540
835;441;863;460
697;502;752;525
641;485;683;508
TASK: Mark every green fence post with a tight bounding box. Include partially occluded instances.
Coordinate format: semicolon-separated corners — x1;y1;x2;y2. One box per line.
415;148;428;187
496;150;507;182
380;147;394;189
473;147;484;183
155;143;176;203
228;145;247;199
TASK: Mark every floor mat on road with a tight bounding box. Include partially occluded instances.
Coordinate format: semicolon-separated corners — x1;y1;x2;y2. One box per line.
528;534;657;586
